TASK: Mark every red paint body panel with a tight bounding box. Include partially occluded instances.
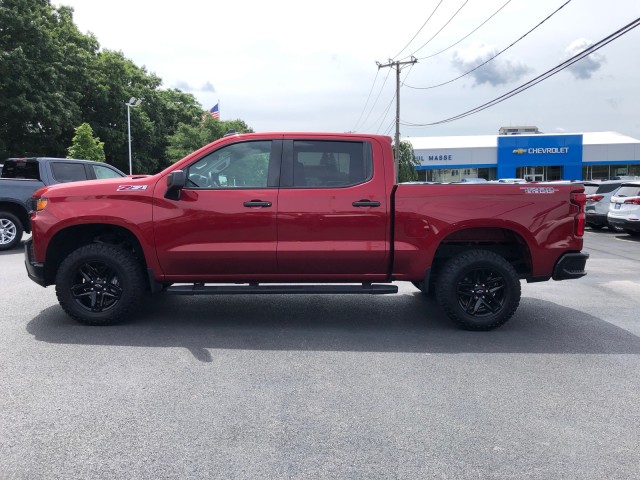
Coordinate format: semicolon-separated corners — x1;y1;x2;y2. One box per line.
27;132;586;287
152;186;279;280
276;136;392;279
393;184;584;280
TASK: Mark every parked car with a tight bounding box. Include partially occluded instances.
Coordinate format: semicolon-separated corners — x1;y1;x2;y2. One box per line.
457;177;488;183
0;157;125;250
497;178;527;183
582;181;601;195
608;181;640;236
585;180;624;231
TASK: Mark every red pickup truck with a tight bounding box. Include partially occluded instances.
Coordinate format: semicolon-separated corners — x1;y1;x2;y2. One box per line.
25;132;588;330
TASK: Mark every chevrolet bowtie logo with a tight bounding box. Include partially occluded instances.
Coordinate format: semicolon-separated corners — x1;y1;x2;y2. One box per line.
512;148;527;154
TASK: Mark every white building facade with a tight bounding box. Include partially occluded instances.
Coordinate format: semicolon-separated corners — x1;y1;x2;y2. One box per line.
406;131;640;182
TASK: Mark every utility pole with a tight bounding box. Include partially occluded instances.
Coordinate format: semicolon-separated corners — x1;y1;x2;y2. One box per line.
376;57;417;182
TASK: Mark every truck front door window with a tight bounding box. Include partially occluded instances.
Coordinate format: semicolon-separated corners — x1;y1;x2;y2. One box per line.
187;141;272;189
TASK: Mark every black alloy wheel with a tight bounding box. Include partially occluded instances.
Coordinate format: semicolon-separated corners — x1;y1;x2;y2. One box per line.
436;250;521;331
55;243;145;325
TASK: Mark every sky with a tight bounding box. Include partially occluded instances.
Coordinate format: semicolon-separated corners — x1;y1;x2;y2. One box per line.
53;0;640;140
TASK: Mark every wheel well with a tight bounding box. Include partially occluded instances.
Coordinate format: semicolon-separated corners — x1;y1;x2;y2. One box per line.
0;202;30;233
428;227;532;285
44;224;147;286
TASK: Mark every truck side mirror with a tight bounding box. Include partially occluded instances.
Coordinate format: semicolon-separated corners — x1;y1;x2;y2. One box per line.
165;170;186;200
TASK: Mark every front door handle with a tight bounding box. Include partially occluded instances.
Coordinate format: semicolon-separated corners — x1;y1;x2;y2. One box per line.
352;200;381;207
244;200;272;208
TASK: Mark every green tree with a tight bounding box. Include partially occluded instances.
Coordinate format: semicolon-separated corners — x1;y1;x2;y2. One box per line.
0;0;98;158
67;122;105;161
166;116;254;163
79;50;205;174
0;1;250;173
395;140;420;182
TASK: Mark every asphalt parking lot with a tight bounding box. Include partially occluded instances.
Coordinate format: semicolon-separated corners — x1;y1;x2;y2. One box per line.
1;230;639;479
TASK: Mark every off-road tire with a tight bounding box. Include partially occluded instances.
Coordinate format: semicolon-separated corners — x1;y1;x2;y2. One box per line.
55;243;145;325
0;211;23;251
436;250;521;331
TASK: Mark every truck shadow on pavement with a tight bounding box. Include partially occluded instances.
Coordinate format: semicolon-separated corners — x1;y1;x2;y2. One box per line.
26;292;640;362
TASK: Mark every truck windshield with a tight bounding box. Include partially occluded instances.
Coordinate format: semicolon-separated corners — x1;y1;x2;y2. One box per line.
1;159;41;180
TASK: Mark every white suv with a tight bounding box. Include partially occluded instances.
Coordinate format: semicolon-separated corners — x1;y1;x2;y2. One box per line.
608;181;640;236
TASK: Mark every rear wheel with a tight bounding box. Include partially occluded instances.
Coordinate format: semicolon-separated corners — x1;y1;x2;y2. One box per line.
436;250;521;331
55;243;145;325
0;211;23;251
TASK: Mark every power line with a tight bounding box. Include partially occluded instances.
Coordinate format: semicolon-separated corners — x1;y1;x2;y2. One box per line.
352;70;380;132
392;0;444;60
416;0;512;61
400;0;471;61
404;0;572;90
374;93;397;134
401;16;640;127
383;118;396;136
353;68;392;132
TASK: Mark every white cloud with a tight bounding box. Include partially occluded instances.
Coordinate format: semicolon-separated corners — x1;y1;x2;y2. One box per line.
451;44;532;87
201;81;216;93
53;0;640;139
564;38;606;80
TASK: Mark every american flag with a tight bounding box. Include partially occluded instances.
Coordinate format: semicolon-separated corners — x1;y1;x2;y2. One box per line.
209;103;220;119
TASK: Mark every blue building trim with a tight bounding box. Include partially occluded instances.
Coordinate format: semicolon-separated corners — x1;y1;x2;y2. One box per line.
416;163;496;170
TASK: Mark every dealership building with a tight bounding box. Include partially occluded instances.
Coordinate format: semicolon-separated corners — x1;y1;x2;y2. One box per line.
405;128;640;182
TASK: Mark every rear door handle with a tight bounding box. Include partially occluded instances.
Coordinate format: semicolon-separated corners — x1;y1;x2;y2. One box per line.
243;200;272;208
352;200;381;207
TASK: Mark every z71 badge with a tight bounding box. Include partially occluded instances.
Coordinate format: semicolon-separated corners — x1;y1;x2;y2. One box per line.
117;185;148;191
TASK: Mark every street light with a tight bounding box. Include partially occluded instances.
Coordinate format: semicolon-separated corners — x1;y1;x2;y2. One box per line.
125;97;142;175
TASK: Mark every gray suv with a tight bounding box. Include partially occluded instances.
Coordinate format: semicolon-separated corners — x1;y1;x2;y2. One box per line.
585;180;624;231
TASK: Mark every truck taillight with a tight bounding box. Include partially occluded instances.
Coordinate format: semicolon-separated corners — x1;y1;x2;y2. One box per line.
586;194;604;202
624;198;640;205
571;192;586;236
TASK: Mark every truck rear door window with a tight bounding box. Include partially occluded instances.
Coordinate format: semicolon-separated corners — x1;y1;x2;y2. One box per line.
292;140;372;188
51;162;89;183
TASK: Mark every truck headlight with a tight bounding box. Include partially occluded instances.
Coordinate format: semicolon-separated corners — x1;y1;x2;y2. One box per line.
35;198;48;211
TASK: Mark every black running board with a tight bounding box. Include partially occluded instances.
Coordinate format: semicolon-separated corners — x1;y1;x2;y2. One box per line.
165;283;398;296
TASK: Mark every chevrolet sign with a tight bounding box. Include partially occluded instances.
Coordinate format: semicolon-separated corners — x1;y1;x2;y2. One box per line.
513;147;569;155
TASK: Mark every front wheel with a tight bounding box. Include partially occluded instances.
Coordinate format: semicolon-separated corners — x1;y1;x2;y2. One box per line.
0;211;23;251
55;243;145;325
436;250;521;331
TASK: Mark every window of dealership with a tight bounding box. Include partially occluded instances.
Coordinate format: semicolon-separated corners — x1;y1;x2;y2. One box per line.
407;131;640;182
